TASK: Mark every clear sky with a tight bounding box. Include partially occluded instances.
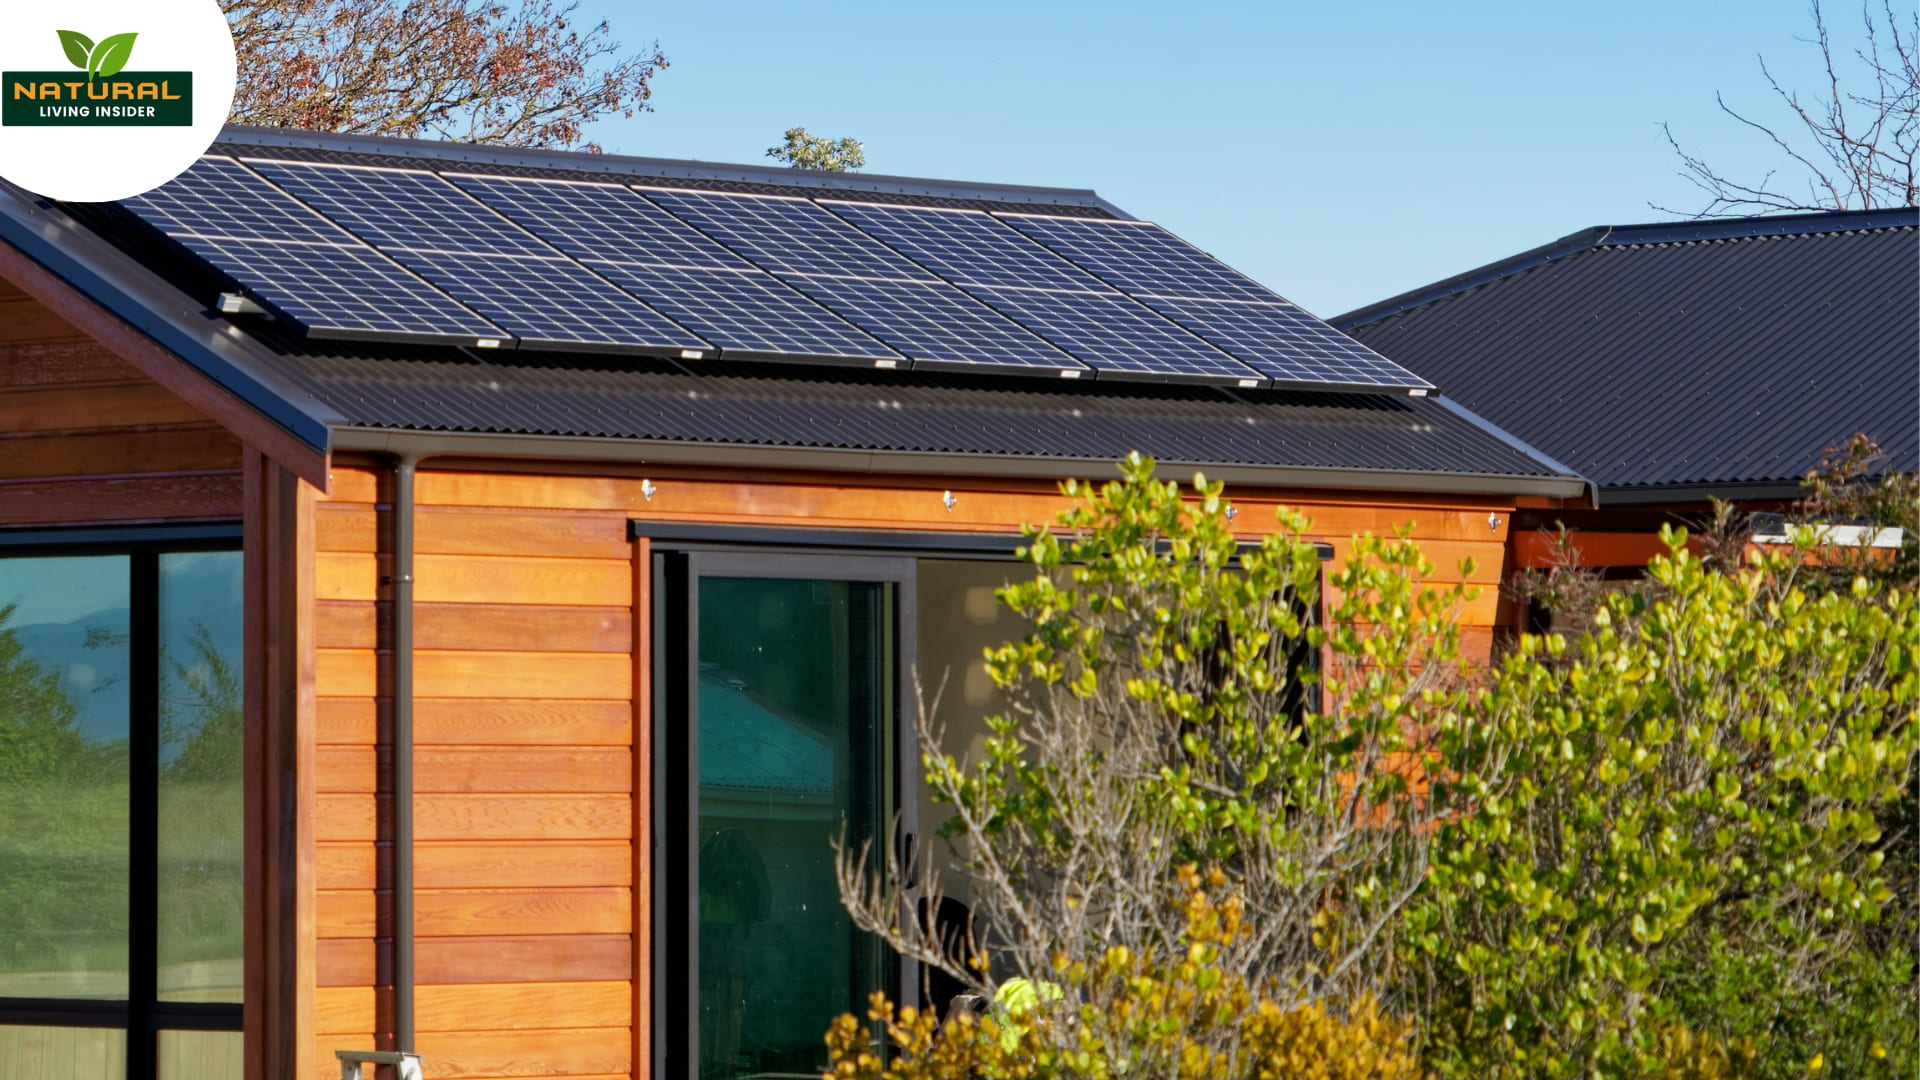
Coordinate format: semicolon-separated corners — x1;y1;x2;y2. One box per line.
571;0;1843;317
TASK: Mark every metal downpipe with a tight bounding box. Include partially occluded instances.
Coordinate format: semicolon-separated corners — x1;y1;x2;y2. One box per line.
391;455;419;1054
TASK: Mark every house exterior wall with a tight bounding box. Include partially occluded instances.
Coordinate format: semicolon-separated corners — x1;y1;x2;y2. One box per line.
302;458;1516;1080
0;279;242;528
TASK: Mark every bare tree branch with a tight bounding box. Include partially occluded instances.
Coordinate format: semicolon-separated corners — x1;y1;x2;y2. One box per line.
1655;0;1917;217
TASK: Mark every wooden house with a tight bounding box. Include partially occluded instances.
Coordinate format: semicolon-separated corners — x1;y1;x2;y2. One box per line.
0;127;1586;1080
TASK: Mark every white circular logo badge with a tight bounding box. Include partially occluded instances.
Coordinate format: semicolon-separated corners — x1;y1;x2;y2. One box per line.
0;0;236;202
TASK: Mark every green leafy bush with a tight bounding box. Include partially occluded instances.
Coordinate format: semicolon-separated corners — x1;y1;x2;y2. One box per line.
1408;528;1917;1078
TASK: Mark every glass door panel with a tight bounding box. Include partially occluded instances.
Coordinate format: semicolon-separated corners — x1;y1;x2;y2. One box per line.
0;555;132;1001
690;559;906;1080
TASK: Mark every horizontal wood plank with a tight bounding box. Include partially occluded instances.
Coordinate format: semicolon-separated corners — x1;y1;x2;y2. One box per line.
315;649;632;700
0;297;83;344
315;698;632;747
317;981;630;1036
0;473;242;526
314;601;632;653
0;380;206;433
316;794;632;843
316;503;631;559
413;1027;631;1078
318;887;631;938
415;470;1514;541
316;747;633;795
316;552;631;606
317;840;634;891
317;934;633;988
0;343;141;387
0;426;240;481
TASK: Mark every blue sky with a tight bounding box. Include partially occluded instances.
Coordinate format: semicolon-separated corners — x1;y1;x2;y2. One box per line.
571;1;1841;317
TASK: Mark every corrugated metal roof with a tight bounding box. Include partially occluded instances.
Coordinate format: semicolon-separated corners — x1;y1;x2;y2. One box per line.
266;344;1570;485
1335;210;1918;500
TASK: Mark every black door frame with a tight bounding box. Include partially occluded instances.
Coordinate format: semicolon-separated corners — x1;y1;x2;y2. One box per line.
647;537;930;1080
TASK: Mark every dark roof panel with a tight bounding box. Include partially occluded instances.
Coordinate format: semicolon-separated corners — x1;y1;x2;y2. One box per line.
267;346;1568;483
1336;210;1919;498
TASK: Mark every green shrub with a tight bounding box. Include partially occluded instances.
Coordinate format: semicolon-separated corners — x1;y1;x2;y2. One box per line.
1407;528;1918;1079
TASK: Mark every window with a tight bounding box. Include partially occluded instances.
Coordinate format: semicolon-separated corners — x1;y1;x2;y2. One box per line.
0;530;244;1080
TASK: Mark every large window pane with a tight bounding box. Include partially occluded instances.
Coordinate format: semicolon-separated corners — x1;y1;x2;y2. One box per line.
696;577;893;1080
157;551;245;1003
0;1024;126;1076
0;556;131;1000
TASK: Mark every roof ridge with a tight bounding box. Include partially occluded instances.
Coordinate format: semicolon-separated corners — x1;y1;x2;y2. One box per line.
1332;205;1919;331
216;124;1133;217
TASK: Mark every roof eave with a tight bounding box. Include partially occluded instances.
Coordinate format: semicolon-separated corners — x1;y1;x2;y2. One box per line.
328;426;1593;501
1597;479;1811;506
0;182;339;487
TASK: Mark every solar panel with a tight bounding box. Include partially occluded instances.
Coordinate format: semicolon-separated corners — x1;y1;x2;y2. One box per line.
641;189;938;281
447;175;902;365
998;214;1437;393
827;202;1265;386
643;189;1084;375
244;160;711;355
119;156;506;343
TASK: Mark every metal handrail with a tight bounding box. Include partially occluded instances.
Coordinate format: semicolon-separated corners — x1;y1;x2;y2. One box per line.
335;1049;422;1080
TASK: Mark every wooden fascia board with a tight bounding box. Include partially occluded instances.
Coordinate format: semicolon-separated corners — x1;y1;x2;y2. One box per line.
0;237;331;491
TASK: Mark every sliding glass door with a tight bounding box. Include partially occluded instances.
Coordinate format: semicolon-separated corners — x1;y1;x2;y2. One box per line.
659;552;915;1080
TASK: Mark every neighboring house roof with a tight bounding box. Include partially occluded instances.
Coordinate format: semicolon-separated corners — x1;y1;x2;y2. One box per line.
0;126;1587;500
1334;208;1919;504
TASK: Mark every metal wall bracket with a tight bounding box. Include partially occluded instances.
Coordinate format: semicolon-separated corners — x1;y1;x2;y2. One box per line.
337;1049;423;1080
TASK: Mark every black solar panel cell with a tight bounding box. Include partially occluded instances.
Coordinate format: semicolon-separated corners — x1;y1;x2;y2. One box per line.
1145;297;1436;388
824;202;1099;291
826;202;1264;385
785;276;1086;373
1000;215;1276;301
594;264;903;362
970;287;1262;384
246;159;711;353
641;189;939;281
999;213;1436;391
120;156;505;341
450;174;743;270
448;175;903;363
247;160;554;257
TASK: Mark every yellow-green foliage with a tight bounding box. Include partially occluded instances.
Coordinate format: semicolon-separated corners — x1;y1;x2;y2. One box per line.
1408;527;1918;1079
823;867;1426;1080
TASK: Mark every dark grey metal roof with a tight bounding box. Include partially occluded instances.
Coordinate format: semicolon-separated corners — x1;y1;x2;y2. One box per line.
270;345;1582;495
1335;208;1919;502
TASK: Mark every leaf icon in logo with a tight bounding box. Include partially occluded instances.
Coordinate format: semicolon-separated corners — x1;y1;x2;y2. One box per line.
88;32;137;81
56;30;95;70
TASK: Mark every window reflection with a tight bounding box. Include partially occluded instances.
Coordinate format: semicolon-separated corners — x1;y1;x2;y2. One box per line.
157;551;245;1003
0;556;132;1001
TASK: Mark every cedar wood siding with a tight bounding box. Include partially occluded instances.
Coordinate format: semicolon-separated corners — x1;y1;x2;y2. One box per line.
0;279;243;526
306;458;1515;1079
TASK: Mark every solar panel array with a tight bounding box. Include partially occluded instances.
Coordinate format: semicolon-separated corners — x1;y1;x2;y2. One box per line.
642;190;1084;376
998;214;1435;392
120;157;505;343
245;160;709;354
826;202;1263;385
111;153;1437;393
449;175;901;365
